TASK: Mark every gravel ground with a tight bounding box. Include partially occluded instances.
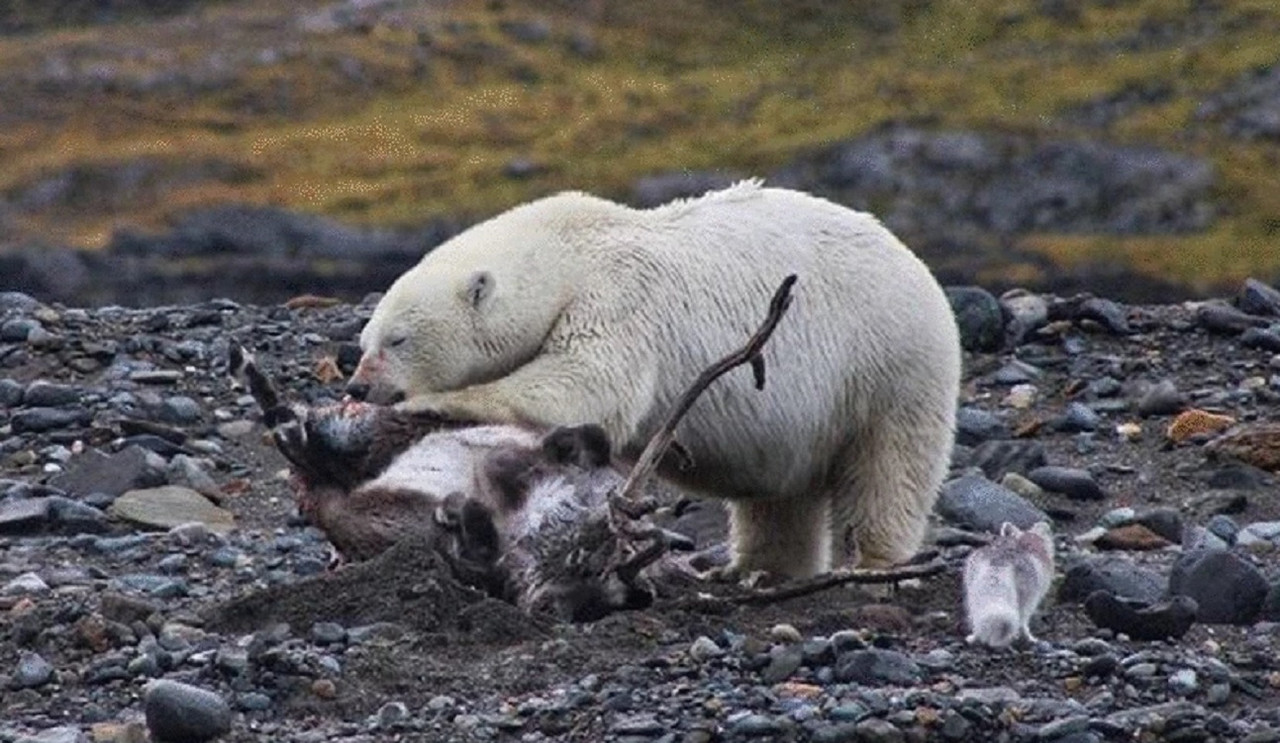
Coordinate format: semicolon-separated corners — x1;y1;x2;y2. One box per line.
4;283;1280;742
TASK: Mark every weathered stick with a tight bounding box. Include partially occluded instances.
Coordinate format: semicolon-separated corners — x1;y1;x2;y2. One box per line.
613;274;797;506
727;559;948;606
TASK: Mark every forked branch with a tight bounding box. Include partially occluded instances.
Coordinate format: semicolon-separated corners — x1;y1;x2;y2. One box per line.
727;559;948;606
613;274;797;507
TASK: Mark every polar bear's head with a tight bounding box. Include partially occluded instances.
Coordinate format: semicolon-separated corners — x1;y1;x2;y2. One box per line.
348;250;566;404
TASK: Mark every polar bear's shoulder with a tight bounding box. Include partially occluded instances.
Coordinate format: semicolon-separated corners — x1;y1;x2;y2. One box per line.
645;178;767;219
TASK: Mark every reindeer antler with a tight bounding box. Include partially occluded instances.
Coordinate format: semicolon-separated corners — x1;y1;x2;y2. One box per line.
613;274;797;506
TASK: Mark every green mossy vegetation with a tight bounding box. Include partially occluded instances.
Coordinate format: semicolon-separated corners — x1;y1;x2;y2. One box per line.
0;0;1277;293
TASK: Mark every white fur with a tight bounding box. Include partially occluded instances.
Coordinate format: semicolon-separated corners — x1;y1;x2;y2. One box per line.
365;425;540;496
963;522;1055;648
353;180;962;579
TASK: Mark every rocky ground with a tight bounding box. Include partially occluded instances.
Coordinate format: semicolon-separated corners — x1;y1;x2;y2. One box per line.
4;279;1280;742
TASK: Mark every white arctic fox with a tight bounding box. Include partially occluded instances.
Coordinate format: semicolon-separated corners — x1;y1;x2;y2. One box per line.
963;521;1056;648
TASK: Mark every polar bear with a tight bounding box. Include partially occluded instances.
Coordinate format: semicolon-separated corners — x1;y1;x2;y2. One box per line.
348;179;961;580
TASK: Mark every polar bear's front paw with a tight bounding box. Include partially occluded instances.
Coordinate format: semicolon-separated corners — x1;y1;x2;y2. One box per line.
396;388;525;426
700;564;781;589
394;392;485;423
392;392;445;415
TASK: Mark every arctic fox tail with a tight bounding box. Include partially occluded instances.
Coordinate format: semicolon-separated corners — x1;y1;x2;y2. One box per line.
966;613;1019;648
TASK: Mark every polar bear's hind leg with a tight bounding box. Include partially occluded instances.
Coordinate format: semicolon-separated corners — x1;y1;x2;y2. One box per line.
834;405;953;570
725;495;832;580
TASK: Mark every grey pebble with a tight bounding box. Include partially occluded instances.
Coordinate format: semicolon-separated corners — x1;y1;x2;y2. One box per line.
13;727;88;743
1240;520;1280;541
14;651;55;688
237;691;273;711
1077;297;1132;334
955;406;1009;445
1000;290;1049;345
1206;682;1231;706
967;439;1048;480
829;630;864;654
1057;402;1101;432
1134;508;1182;543
127;654;162;679
1206;515;1240;544
945;285;1004;352
0;290;41;311
0;496;56;533
1087;376;1123;398
22;381;83;407
851;717;903;743
1241;327;1280;353
10;407;89;433
156;554;188;574
1058;555;1167;604
0;378;24;407
130;370;184;384
111;573;189;599
167;455;220;498
936;474;1050;532
833;648;922;686
215;648;250;676
92;534;152;554
1;317;41;342
311;622;347;645
1037;715;1091;739
1169;668;1199;695
144;679;232;743
728;712;786;737
1099;507;1136;528
4;571;51;595
689;635;723;661
48;496;108;533
610;715;666;735
160;395;203;423
992;359;1044;385
1028;466;1107;501
760;644;804;684
1168;548;1268;624
801;638;834;665
1135;379;1186;416
207;547;244;568
374;701;410;728
1196;303;1268;335
1239;278;1280;317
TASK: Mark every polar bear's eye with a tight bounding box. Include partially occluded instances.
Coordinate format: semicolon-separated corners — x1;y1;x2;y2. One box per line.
388;335;408;349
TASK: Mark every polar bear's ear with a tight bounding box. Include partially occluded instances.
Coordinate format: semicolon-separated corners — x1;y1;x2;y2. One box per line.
462;270;495;309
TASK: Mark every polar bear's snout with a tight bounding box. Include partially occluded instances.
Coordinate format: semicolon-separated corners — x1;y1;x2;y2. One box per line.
347;348;409;405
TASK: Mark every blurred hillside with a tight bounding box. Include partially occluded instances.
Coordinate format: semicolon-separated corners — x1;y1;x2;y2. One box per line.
1;0;1278;305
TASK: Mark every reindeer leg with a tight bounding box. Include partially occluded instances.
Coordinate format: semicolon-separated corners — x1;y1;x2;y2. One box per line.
325;544;348;572
272;413;315;474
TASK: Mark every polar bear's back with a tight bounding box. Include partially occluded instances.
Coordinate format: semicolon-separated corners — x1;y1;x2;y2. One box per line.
558;182;961;499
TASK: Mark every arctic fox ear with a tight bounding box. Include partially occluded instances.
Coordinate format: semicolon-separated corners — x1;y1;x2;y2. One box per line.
462;270;495;309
